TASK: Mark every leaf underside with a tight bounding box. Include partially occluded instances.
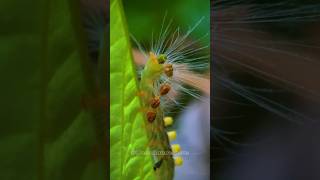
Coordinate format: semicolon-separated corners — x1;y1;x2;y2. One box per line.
110;0;156;179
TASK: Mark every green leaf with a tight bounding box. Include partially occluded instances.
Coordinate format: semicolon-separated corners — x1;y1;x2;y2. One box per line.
0;0;106;179
110;0;155;179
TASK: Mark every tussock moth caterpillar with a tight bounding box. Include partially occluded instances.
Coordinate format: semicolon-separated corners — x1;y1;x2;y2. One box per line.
132;16;209;179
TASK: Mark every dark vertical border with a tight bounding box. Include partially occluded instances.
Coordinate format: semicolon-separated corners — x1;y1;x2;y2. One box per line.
210;0;214;179
105;0;110;179
70;0;110;178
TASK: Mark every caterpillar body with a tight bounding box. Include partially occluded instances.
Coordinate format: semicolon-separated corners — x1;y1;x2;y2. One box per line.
140;52;175;179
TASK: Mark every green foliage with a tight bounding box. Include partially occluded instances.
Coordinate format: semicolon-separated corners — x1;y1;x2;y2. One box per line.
0;0;105;179
123;0;210;43
110;0;155;179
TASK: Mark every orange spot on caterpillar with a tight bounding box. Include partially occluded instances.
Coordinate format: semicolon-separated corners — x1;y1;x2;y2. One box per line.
146;111;156;123
163;64;173;77
149;52;158;64
160;84;171;96
136;90;147;97
150;96;160;108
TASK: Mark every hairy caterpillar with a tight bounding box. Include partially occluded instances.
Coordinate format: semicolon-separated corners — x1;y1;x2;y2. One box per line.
132;16;209;179
82;0;209;179
140;52;175;179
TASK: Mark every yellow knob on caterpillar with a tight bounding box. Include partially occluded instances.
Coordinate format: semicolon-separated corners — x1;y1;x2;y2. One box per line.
157;54;167;64
174;156;183;166
167;131;177;141
171;144;181;153
164;116;173;126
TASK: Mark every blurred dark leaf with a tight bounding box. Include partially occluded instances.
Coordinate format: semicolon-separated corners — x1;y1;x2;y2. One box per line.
0;0;105;179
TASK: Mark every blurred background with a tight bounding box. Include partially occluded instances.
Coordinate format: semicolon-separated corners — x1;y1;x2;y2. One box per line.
0;0;107;179
213;0;320;179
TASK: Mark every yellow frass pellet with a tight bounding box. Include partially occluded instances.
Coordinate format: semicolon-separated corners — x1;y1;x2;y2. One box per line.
167;131;177;141
171;144;181;153
174;156;183;166
164;116;173;126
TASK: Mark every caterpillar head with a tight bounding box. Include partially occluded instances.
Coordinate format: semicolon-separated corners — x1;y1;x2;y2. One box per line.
143;52;164;79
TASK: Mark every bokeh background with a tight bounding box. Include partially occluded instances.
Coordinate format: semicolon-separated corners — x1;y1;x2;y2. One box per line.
213;0;320;179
